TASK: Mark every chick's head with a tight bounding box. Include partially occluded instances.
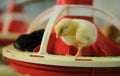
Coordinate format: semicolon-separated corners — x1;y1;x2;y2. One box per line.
55;19;77;37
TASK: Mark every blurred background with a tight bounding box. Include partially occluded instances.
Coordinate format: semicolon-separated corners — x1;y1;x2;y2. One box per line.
0;0;120;20
0;0;120;76
0;0;56;19
0;0;56;76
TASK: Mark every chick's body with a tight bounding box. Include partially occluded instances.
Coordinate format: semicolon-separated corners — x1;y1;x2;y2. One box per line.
55;19;97;56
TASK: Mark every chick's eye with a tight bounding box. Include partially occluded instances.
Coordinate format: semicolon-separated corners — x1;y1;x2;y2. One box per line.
60;29;64;32
61;26;68;32
63;25;68;29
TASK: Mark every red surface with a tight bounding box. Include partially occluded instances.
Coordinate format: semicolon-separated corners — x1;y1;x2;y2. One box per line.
0;22;3;32
0;39;14;45
5;57;120;76
8;20;28;33
0;20;28;33
57;0;93;5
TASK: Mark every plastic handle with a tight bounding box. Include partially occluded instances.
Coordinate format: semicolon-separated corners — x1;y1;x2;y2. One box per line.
57;0;93;5
37;6;66;55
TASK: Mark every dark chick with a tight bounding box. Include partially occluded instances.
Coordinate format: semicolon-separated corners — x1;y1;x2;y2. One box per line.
14;29;44;52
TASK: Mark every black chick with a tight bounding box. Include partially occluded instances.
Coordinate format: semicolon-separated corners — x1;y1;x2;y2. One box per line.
14;29;44;52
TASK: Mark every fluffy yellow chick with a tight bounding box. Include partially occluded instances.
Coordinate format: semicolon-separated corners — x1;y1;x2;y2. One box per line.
55;18;97;57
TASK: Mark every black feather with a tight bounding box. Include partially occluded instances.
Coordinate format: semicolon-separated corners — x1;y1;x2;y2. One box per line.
14;29;44;52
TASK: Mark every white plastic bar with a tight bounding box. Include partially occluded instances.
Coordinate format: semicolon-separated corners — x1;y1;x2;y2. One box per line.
1;14;12;37
37;5;67;55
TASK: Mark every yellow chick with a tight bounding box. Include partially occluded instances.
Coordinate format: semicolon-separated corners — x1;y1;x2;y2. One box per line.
55;18;97;57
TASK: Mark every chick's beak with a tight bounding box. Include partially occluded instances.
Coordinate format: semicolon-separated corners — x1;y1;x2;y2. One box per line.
56;33;60;38
55;26;62;38
56;29;62;38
